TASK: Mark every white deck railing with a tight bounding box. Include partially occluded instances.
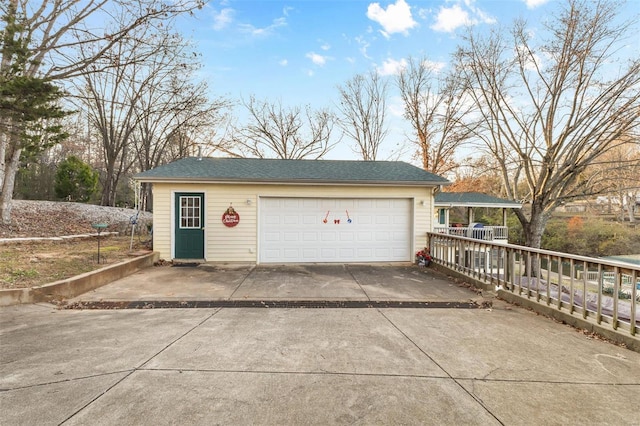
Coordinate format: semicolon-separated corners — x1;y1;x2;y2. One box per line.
433;225;509;241
427;232;639;337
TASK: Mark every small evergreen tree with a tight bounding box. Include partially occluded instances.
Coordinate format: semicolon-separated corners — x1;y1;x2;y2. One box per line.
1;2;72;222
15;159;57;200
54;156;98;202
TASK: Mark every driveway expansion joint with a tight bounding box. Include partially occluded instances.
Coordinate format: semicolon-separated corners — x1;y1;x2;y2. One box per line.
345;264;371;301
58;309;221;424
62;299;491;310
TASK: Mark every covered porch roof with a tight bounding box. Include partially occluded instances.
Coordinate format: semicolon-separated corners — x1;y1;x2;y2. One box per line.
434;192;522;209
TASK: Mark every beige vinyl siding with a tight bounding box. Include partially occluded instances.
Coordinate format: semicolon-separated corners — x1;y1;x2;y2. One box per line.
151;184;173;261
150;182;433;262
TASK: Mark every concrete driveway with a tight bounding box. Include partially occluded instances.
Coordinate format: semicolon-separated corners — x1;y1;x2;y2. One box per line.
2;264;640;425
68;263;480;304
2;302;640;425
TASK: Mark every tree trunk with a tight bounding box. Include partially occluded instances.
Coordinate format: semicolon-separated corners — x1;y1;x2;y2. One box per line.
524;220;545;249
0;147;22;224
516;201;549;277
101;177;118;207
100;159;121;207
100;168;114;206
141;182;153;212
519;200;548;249
626;194;636;223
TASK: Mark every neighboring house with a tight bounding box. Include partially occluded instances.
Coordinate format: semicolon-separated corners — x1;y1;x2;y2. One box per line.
591;255;640;294
134;157;449;264
434;192;522;244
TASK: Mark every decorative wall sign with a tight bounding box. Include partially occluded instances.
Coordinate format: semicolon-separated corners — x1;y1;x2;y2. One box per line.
222;205;240;227
323;211;330;224
346;210;352;223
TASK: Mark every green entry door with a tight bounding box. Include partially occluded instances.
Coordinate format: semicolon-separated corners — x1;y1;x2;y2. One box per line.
174;192;205;259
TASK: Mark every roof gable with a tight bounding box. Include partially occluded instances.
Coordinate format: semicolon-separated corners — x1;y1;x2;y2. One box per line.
135;157;450;186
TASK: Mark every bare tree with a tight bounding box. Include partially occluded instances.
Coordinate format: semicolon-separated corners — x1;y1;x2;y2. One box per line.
448;155;505;196
225;96;337;160
0;0;202;223
455;0;640;248
584;138;640;222
608;142;640;223
75;22;229;207
336;71;389;161
132;68;230;210
74;24;158;206
397;56;476;175
133;75;229;170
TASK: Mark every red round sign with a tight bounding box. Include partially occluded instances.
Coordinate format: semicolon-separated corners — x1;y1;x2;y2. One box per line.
222;211;240;227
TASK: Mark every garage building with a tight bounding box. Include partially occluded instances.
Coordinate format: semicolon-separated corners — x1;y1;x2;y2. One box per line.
134;157;449;264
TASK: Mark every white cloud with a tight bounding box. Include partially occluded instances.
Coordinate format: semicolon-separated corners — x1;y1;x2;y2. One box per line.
212;8;235;31
417;7;430;20
422;59;446;73
431;4;472;33
377;57;408;76
306;52;328;66
515;45;543;71
367;0;417;37
355;35;372;59
430;1;495;33
239;17;287;37
320;42;331;51
279;59;288;66
377;57;445;77
465;0;497;25
524;0;550;9
388;95;406;117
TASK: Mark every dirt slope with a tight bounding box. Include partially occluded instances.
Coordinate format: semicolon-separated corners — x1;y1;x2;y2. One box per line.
0;200;152;238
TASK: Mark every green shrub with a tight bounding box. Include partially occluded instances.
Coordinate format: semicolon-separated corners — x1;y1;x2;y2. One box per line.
543;217;640;257
54;155;98;202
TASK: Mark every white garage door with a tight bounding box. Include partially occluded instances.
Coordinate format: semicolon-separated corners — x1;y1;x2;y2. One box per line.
259;198;412;263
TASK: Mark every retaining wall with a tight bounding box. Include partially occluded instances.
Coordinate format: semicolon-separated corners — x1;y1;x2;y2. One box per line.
0;252;159;306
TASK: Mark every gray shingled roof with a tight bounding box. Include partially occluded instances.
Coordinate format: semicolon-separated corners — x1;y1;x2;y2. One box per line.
435;192;522;208
134;157;450;186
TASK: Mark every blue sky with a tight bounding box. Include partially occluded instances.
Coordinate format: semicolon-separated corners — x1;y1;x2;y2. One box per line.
176;0;639;161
